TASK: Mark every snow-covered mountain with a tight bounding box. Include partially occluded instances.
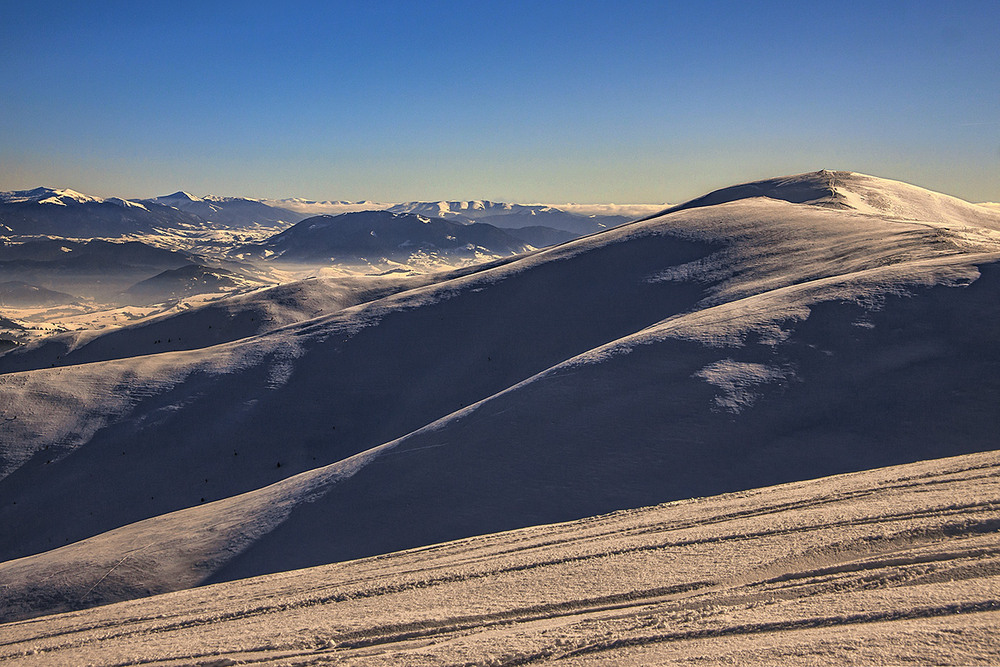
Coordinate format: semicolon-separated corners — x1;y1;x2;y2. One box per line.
237;210;535;269
3;170;1000;626
262;198;648;234
0;187;308;238
387;199;519;219
0;187;206;236
1;188;645;246
119;264;269;306
387;200;632;234
0;281;80;308
145;191;306;228
0;187;108;206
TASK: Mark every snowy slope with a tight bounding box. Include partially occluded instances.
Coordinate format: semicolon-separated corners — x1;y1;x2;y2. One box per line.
119;264;269;305
2;450;998;665
0;187;108;206
0;273;432;373
650;169;1000;229
3;171;1000;622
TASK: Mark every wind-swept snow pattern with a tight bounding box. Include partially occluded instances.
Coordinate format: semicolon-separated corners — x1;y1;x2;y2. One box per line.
1;451;999;665
3;171;1000;650
693;358;791;412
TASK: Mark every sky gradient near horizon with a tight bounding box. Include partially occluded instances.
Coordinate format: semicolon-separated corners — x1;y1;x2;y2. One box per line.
1;1;998;203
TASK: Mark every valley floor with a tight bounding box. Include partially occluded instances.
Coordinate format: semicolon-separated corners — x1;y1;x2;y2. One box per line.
2;450;999;666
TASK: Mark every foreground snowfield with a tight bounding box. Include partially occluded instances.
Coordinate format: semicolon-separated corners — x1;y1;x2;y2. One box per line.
2;450;998;665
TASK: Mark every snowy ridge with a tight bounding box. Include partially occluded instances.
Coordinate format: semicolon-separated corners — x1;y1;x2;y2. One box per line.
0;187;148;209
650;170;1000;229
0;187;104;205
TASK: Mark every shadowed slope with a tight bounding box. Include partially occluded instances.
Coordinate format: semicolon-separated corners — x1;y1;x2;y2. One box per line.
0;225;714;563
0;274;427;373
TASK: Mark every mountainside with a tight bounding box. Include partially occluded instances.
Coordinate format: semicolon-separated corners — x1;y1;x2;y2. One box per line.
239;210;535;267
0;188;207;236
3;170;1000;622
0;281;80;307
503;224;579;248
0;273;437;373
0;238;200;299
146;191;306;227
119;264;268;305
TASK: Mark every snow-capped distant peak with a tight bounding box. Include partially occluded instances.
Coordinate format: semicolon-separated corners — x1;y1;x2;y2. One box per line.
0;187;105;206
157;191;202;202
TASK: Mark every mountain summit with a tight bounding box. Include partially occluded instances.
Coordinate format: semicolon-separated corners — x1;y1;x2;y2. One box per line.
155;190;202;202
658;170;1000;228
238;209;534;268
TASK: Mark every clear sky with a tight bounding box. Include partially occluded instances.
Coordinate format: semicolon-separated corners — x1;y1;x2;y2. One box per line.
1;0;998;203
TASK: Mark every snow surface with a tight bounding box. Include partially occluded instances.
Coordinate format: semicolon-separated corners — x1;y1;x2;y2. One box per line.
2;451;998;665
3;171;1000;663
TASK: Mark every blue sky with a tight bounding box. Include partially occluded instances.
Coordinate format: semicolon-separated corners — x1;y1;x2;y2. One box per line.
1;1;998;203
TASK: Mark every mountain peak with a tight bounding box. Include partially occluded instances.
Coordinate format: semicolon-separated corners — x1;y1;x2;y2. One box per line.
650;170;1000;229
158;191;201;202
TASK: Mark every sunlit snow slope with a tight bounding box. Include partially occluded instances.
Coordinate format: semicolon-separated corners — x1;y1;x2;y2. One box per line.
2;451;999;665
3;170;1000;622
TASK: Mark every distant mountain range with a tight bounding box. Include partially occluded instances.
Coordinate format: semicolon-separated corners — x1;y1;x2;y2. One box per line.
0;187;207;236
0;189;648;254
0;188;656;309
385;200;633;235
1;188;651;238
142;192;307;227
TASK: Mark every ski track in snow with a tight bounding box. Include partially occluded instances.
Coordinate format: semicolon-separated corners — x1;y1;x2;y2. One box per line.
1;451;999;665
